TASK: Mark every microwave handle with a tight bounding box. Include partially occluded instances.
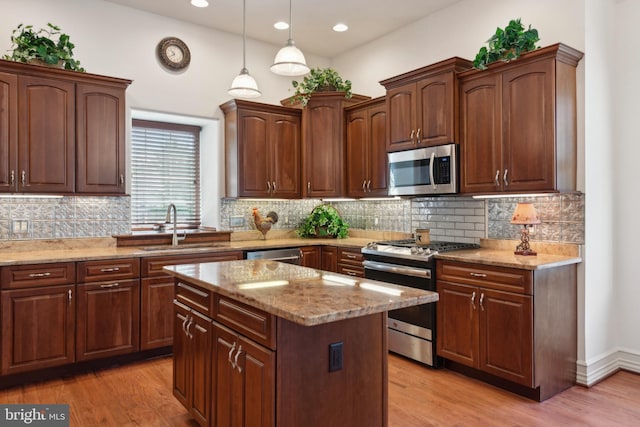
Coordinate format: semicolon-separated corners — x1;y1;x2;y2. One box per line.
429;152;436;189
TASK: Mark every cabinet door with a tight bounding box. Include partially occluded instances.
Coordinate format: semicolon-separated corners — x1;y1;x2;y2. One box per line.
479;288;533;386
0;72;17;192
459;73;503;194
502;58;556;192
1;284;75;375
76;83;127;194
302;98;344;197
270;113;301;198
367;104;388;196
17;75;75;193
321;246;338;272
141;277;175;350
238;335;275;427
386;83;416;152
76;279;140;361
173;302;191;408
345;108;368;197
299;246;321;269
212;322;238;427
436;281;478;367
416;72;455;146
190;310;213;427
238;110;271;197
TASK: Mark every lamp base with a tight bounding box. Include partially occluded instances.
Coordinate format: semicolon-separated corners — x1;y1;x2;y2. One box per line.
514;225;537;256
514;249;537;256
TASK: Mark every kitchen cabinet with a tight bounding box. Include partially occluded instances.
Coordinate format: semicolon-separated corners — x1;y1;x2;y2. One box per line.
140;251;243;350
221;99;302;198
299;246;322;269
0;59;131;194
436;259;577;401
345;97;388;197
297;92;369;198
1;262;76;375
75;258;140;361
459;43;583;194
380;57;472;152
321;246;338;272
337;247;364;277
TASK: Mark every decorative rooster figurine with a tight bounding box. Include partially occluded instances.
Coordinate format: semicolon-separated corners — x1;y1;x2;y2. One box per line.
252;208;279;239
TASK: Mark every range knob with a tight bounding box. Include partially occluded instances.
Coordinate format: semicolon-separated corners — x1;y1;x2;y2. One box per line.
366;242;378;249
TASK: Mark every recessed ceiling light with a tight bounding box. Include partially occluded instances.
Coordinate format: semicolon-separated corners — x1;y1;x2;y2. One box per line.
274;21;289;30
191;0;209;7
333;23;348;32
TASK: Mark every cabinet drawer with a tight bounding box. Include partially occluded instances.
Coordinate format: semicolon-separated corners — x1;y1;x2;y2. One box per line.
437;261;532;295
338;248;364;266
213;294;276;350
337;265;364;278
175;280;213;316
1;262;75;289
77;258;140;282
141;251;243;277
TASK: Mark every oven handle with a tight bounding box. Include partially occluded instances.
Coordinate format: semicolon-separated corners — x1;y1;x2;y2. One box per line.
363;260;431;279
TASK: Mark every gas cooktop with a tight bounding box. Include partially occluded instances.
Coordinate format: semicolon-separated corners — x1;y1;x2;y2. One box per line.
361;239;479;262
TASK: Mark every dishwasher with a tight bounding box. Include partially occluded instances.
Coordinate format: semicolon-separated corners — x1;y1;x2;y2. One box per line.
245;248;303;265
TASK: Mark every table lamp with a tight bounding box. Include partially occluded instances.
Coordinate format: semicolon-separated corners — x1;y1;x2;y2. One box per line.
510;203;541;256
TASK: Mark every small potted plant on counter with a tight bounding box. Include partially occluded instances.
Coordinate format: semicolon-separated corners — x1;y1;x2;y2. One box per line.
290;67;352;106
3;23;85;71
296;204;349;239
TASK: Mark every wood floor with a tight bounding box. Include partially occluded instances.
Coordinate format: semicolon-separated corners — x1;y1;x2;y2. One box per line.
1;354;639;426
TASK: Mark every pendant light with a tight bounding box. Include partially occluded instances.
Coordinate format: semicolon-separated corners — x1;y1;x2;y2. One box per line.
228;0;261;98
270;0;310;76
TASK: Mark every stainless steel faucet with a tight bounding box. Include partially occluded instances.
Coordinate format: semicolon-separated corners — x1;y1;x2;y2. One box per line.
165;203;186;246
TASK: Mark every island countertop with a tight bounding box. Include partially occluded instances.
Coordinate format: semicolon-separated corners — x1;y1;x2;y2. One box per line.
164;259;438;326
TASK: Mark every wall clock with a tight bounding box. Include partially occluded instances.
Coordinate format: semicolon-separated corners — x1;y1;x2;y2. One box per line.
157;37;191;70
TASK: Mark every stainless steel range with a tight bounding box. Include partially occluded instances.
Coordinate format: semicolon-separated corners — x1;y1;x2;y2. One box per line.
361;239;479;367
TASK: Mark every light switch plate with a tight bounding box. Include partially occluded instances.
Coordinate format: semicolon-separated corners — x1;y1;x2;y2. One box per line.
230;216;245;227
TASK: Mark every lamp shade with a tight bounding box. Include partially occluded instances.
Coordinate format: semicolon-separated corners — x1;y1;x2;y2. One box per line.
510;203;541;225
270;39;310;76
228;68;261;98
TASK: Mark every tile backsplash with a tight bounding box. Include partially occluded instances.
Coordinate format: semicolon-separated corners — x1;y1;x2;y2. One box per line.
0;192;584;245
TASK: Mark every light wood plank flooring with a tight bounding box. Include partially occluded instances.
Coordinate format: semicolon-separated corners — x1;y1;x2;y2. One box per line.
1;354;639;426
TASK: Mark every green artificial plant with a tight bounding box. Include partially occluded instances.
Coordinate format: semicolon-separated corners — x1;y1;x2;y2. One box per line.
296;204;349;239
473;18;539;70
3;23;85;72
291;67;352;106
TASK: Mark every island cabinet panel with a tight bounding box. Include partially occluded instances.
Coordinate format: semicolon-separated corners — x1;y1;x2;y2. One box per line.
75;82;127;194
337;247;364;277
436;260;576;401
321;246;338;272
221;99;301;198
459;43;583;195
0;71;17;192
380;57;472;152
345;97;388;198
299;245;322;269
1;284;75;375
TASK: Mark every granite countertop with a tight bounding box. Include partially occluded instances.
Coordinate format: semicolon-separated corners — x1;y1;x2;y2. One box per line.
164;259;438;326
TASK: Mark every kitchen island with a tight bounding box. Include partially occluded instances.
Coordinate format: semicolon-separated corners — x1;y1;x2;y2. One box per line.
164;259;438;427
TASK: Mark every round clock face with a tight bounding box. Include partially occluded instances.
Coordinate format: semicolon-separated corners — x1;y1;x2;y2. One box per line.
157;37;191;70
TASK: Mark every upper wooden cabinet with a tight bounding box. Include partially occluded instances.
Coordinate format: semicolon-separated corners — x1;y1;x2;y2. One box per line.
221;99;302;198
0;59;131;195
294;92;370;198
459;44;583;195
345;97;388;198
380;57;472;152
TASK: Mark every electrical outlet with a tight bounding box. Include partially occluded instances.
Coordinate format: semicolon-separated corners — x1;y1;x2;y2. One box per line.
329;342;343;372
230;216;245;227
374;217;379;225
12;219;29;233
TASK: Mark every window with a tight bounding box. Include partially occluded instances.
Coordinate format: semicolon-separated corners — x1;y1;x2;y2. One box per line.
131;119;201;229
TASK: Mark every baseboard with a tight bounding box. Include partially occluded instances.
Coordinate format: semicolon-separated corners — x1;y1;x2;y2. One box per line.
576;348;640;386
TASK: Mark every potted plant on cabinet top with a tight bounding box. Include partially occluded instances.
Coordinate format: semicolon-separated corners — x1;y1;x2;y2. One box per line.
3;23;85;72
290;67;352;106
473;18;539;70
296;204;349;239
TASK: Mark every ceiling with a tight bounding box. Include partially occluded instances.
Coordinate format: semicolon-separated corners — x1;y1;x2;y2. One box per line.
104;0;462;57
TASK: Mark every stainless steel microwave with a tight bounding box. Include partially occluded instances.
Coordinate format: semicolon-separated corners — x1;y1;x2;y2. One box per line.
388;143;458;196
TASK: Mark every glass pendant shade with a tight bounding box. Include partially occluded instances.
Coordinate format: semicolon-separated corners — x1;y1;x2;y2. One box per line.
228;68;261;98
271;0;309;76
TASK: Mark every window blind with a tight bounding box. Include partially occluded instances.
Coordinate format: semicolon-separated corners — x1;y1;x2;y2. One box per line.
131;119;201;228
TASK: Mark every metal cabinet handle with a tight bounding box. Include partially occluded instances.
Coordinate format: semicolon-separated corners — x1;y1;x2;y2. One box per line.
68;289;73;303
228;342;237;369
29;272;51;278
10;170;15;186
471;291;476;310
21;170;25;186
410;129;415;143
119;174;124;186
234;345;243;373
267;181;271;193
469;272;487;278
307;181;311;192
367;180;371;192
479;293;485;311
185;316;193;339
299;249;304;260
346;271;358;276
362;180;367;192
272;181;276;193
182;315;189;336
503;169;509;187
100;267;120;273
416;128;421;142
99;282;120;288
495;170;500;187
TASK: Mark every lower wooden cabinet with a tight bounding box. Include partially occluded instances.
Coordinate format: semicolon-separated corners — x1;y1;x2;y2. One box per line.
1;284;75;375
321;246;338;272
299;246;321;268
337;247;364;277
436;260;576;401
